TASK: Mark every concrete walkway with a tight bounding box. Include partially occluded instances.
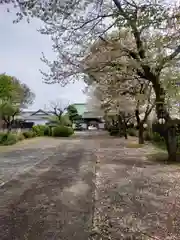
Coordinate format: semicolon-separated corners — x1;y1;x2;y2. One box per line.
0;133;180;239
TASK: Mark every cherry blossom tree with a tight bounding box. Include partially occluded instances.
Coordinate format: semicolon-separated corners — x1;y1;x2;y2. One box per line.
3;0;180;160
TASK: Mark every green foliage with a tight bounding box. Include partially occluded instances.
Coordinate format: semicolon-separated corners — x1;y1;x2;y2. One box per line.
23;131;36;139
109;125;121;136
32;125;46;136
152;132;163;143
0;133;7;144
60;114;72;126
149;132;166;150
44;126;51;136
0;74;14;100
0;133;18;145
127;128;137;136
0;101;19;121
32;125;51;136
52;125;74;137
0;74;35;107
143;131;152;141
48;114;72;127
67;104;81;122
17;133;25;141
0;74;34;131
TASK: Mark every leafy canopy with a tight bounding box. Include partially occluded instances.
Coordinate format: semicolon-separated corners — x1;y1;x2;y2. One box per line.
0;74;35;108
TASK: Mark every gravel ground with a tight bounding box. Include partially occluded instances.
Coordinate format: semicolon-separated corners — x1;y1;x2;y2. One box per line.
92;137;180;240
0;133;180;239
0;137;71;186
0;138;95;240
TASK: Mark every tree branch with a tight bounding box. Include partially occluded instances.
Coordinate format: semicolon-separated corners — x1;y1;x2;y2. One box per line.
156;45;180;73
73;13;115;31
112;0;146;59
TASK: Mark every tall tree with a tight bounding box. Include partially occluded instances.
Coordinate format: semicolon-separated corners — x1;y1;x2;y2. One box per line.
3;0;180;160
0;101;19;132
49;99;69;121
0;74;35;131
0;74;35;108
84;34;157;143
39;1;180;161
67;105;81;123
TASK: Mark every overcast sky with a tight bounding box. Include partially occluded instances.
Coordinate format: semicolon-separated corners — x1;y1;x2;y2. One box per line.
0;6;87;110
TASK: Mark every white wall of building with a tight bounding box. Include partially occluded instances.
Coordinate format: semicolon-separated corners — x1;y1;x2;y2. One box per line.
33;119;49;125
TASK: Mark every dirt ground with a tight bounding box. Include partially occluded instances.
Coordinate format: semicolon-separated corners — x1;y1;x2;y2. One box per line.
0;133;180;239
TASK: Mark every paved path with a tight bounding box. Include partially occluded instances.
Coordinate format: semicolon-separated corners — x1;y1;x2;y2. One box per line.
0;133;180;239
0;137;95;240
0;137;69;186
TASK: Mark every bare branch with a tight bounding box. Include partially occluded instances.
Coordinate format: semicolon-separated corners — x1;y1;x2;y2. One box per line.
156;45;180;73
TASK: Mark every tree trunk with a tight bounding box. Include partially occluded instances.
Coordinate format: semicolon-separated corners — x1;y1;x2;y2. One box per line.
5;120;12;134
138;123;144;144
164;126;177;161
152;81;178;161
117;114;122;137
123;120;128;139
134;59;178;161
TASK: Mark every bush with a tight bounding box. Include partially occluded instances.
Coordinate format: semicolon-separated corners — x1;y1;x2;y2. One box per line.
0;133;7;143
150;132;166;150
32;125;45;136
152;132;163;142
44;126;51;136
17;133;25;141
23;130;36;139
0;133;18;145
143;131;152;141
32;125;51;136
108;126;120;136
52;125;74;137
127;128;137;136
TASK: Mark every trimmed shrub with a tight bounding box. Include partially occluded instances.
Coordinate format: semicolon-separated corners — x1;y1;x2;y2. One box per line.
0;133;7;144
151;132;166;149
23;131;36;139
52;125;74;137
152;132;163;142
127;128;137;136
108;126;121;136
0;133;18;145
32;125;46;136
44;126;51;136
143;131;152;141
32;125;51;136
17;133;25;141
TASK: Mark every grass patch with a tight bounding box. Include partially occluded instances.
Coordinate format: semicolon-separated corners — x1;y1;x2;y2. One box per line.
0;137;48;153
151;140;166;150
147;152;180;165
126;143;144;148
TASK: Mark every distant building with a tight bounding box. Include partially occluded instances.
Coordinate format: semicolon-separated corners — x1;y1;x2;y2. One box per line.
19;103;104;129
20;109;52;125
73;103;104;129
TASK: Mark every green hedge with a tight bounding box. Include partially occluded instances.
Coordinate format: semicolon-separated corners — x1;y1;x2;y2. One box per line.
127;128;137;136
52;125;74;137
17;133;25;141
143;131;152;141
108;126;121;136
23;131;36;139
32;125;51;136
0;133;18;145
